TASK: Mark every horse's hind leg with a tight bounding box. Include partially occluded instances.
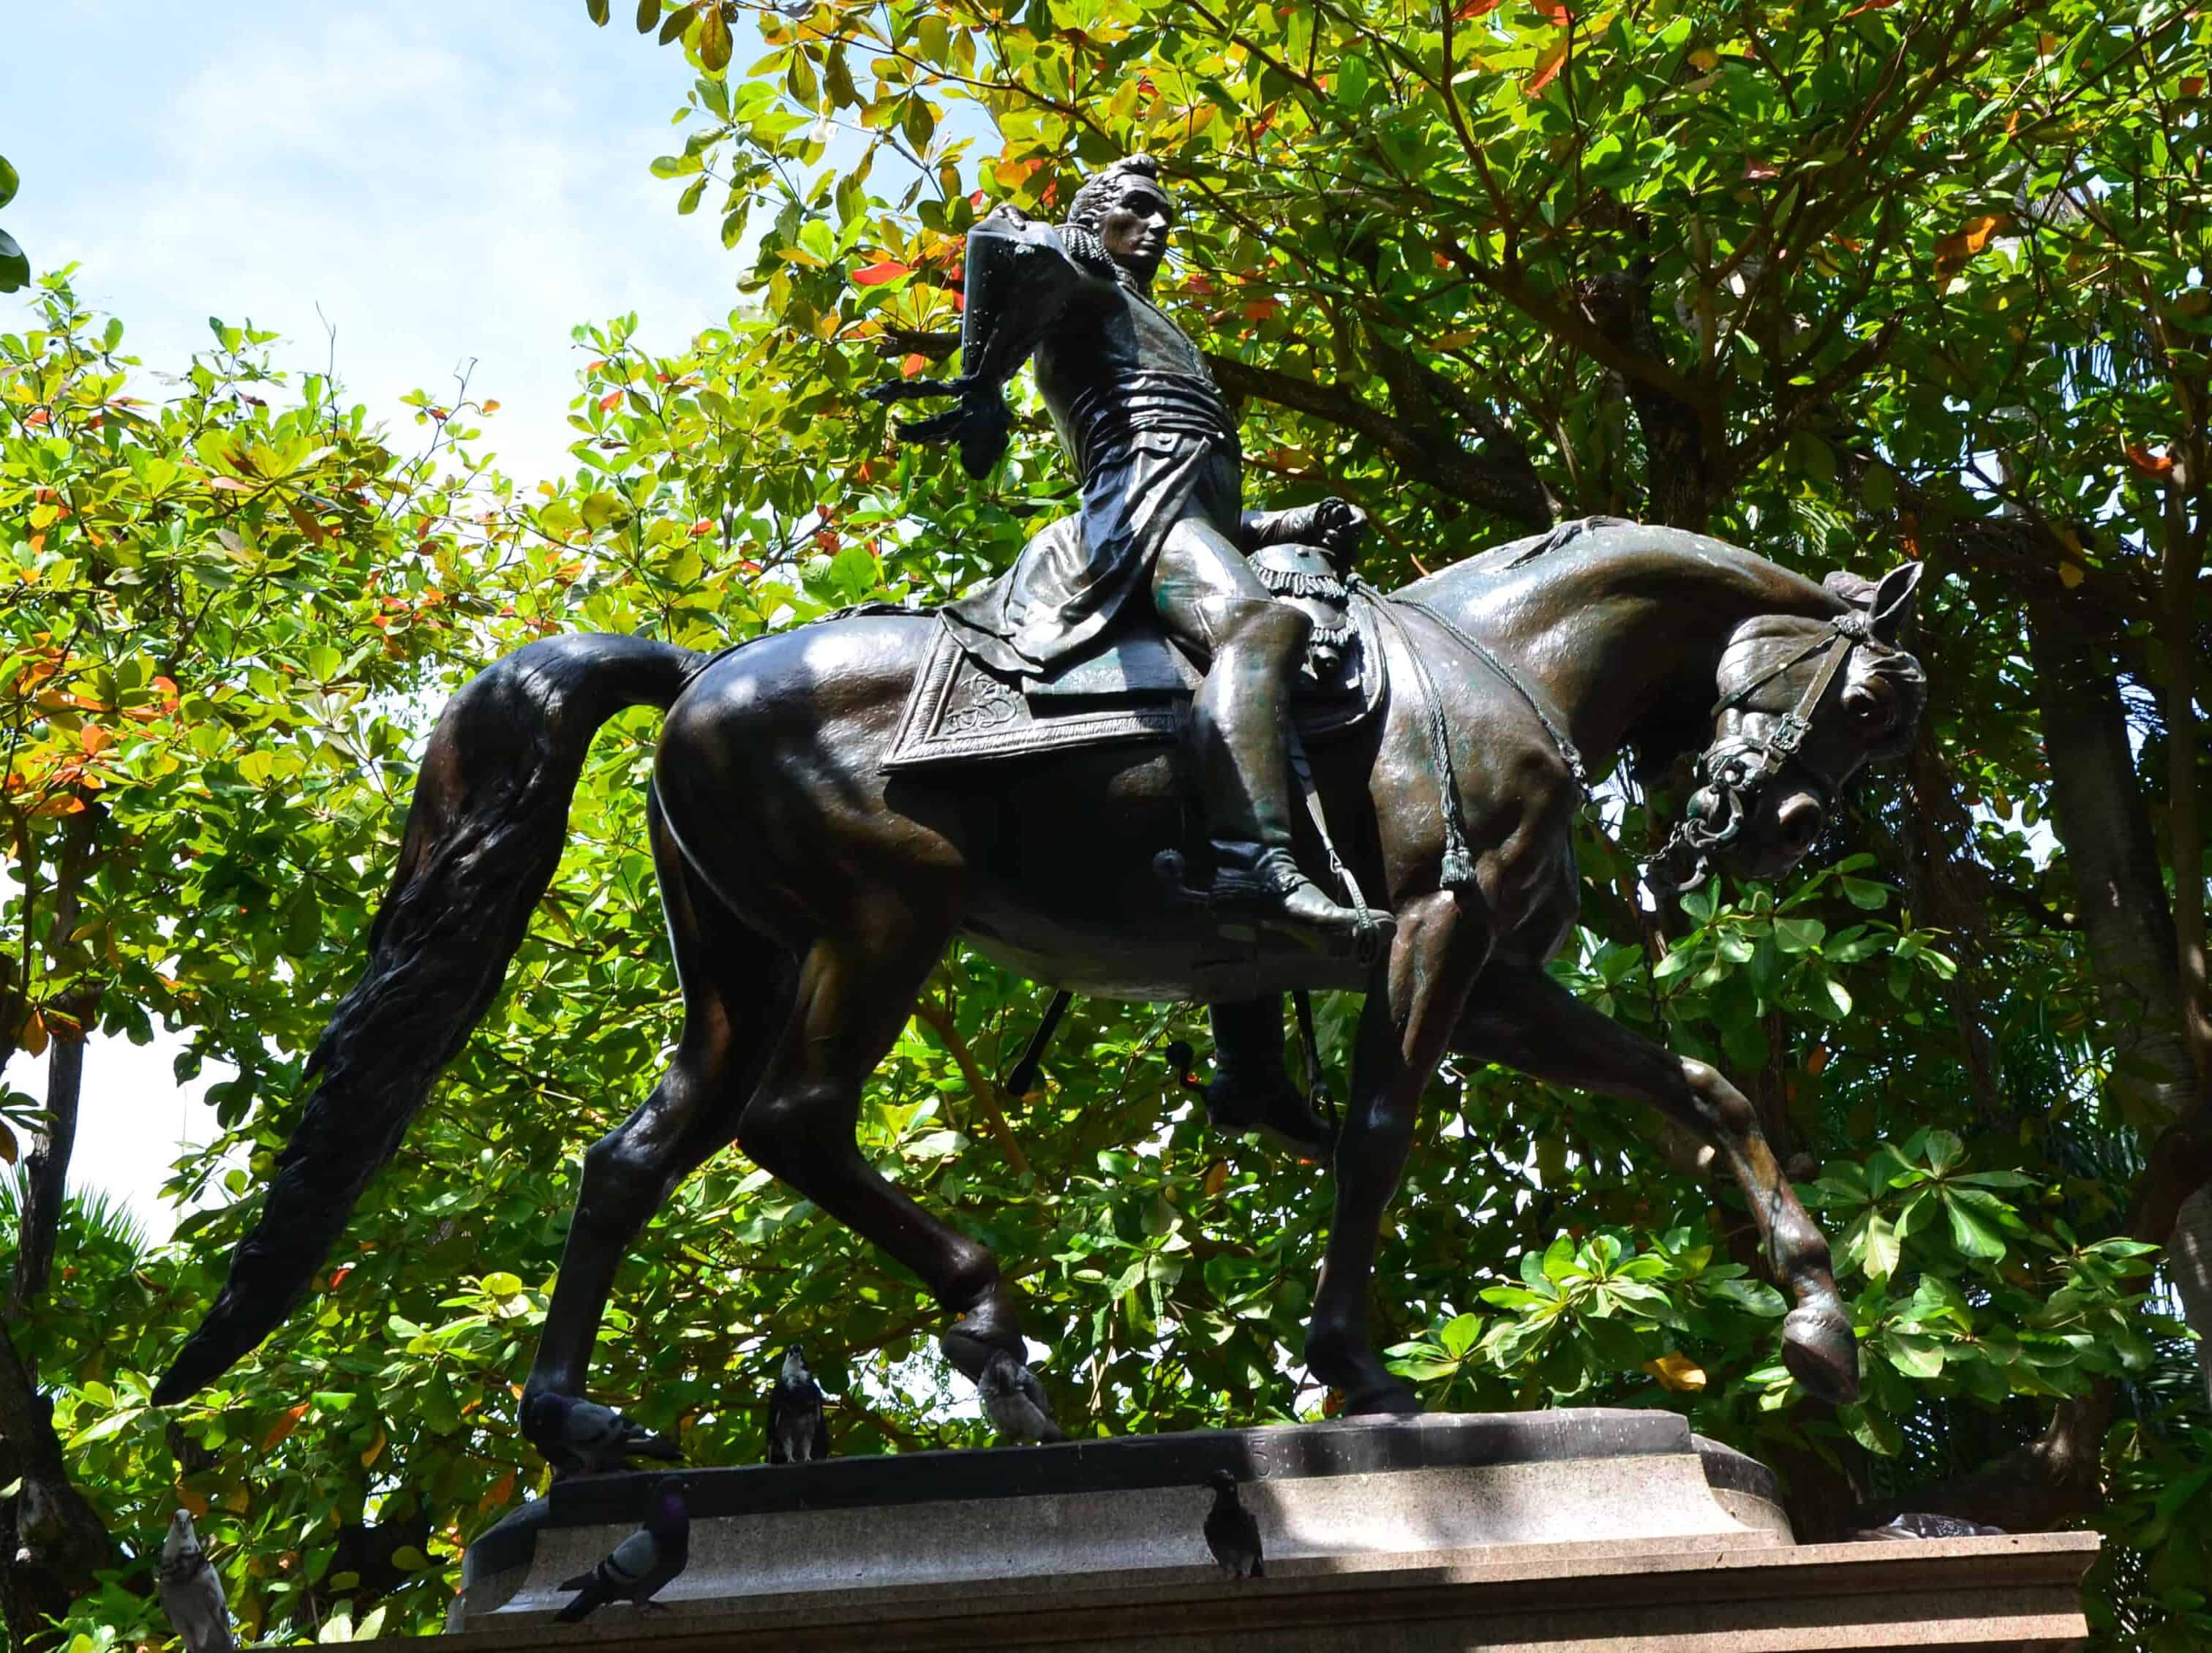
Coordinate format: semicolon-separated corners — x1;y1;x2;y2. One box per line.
527;792;793;1403
735;915;1024;1382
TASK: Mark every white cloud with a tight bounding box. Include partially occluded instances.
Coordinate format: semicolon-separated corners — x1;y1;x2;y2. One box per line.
8;1;737;487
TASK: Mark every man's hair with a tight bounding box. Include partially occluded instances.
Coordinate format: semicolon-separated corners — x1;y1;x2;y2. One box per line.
1066;154;1170;234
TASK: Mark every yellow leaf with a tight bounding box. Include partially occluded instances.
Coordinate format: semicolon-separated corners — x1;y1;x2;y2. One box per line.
2058;561;2084;589
20;1009;48;1058
361;1428;386;1469
1644;1353;1708;1393
1202;1159;1229;1198
1687;46;1719;69
1933;214;2006;279
0;1119;16;1165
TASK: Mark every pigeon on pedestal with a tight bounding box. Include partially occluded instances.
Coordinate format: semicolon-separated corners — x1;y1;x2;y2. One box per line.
1203;1470;1264;1580
521;1391;680;1477
554;1477;691;1622
765;1348;831;1465
977;1349;1064;1445
157;1510;238;1653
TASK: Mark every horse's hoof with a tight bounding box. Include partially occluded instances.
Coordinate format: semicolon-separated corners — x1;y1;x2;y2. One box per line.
1341;1379;1423;1416
1781;1306;1859;1405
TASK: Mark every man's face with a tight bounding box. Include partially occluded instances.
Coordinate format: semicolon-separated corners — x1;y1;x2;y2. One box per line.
1100;182;1174;280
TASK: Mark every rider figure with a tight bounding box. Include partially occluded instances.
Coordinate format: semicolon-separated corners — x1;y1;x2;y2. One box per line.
873;154;1390;957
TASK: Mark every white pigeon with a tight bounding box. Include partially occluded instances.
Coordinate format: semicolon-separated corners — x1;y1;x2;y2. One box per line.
157;1510;237;1653
978;1349;1065;1445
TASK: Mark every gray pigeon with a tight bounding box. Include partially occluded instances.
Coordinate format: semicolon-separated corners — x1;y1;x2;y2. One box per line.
765;1349;831;1465
554;1477;691;1622
978;1349;1064;1445
157;1510;238;1653
522;1390;680;1477
1203;1470;1264;1579
1854;1510;2006;1540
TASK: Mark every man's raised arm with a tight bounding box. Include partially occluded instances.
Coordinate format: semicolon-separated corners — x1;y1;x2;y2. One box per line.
865;206;1108;478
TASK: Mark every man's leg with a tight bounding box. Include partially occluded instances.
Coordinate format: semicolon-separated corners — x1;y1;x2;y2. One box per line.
1151;516;1388;953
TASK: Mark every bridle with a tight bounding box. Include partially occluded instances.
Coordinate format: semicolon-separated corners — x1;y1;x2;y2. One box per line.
1649;609;1877;893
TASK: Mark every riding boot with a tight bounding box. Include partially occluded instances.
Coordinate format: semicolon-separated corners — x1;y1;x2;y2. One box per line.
1186;601;1392;957
1201;998;1336;1157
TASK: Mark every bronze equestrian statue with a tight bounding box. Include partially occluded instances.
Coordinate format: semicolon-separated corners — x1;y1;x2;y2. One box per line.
881;154;1389;959
153;156;1928;1434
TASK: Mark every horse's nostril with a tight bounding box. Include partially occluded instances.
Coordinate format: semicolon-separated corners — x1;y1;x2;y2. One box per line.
1778;795;1823;845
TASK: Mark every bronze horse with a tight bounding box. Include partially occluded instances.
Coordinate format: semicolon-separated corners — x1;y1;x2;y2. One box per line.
154;519;1925;1420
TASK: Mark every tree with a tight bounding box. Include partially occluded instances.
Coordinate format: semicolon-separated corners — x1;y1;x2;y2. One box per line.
4;0;2208;1646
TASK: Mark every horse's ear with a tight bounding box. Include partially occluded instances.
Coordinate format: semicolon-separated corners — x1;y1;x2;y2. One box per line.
1867;562;1922;643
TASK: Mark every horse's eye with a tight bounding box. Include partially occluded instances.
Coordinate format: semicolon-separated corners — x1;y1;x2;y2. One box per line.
1843;685;1884;723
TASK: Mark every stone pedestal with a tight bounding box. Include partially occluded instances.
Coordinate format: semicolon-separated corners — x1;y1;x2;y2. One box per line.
415;1409;2094;1652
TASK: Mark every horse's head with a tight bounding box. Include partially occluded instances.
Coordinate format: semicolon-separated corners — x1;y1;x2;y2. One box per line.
1653;562;1927;890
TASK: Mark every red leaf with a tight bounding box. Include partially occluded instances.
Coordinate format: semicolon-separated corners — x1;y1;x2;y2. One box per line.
1743;158;1780;181
851;260;912;287
329;1264;354;1289
2125;444;2175;480
1526;31;1569;92
263;1402;310;1450
598;390;622;411
1532;0;1573;20
900;353;928;378
1454;0;1500;15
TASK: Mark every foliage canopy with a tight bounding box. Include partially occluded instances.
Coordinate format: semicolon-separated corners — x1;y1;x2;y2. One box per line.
3;0;2209;1646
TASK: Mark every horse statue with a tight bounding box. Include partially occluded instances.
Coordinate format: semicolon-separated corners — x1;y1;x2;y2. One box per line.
152;517;1925;1423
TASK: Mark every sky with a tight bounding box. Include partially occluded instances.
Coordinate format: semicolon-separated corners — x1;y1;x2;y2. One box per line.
4;2;745;1238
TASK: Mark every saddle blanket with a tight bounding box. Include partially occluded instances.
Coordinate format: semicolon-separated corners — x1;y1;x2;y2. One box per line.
884;595;1388;771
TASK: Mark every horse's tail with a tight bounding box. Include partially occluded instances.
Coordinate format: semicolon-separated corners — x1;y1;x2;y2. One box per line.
154;633;709;1404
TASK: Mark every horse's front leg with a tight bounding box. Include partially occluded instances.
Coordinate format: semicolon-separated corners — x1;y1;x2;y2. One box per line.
1306;891;1490;1413
1453;966;1856;1405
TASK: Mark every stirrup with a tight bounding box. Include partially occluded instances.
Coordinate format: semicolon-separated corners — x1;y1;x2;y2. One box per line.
1157;845;1393;961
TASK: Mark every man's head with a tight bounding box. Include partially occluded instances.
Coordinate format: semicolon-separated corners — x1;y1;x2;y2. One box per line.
1068;154;1175;285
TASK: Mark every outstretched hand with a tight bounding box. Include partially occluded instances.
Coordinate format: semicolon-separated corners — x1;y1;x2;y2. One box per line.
864;374;1012;479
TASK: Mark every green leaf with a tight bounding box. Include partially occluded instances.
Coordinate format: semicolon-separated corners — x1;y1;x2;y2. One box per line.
0;227;26;294
0;154;18;211
1838;876;1889;910
698;4;731;71
585;0;610;23
636;0;661;31
1943;1193;2008;1260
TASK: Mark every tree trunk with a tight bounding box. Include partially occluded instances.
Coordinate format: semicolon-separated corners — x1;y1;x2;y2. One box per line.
0;1324;113;1649
2025;595;2212;1396
0;802;111;1648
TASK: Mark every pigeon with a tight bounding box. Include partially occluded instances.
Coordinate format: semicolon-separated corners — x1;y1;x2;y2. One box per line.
765;1348;831;1465
522;1390;681;1477
157;1510;238;1653
1852;1510;2007;1540
1203;1469;1265;1580
977;1349;1065;1445
554;1477;691;1622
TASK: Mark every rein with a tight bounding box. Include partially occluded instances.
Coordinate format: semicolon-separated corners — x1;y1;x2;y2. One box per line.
1649;610;1873;892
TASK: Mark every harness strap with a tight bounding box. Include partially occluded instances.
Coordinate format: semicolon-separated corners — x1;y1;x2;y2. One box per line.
1357;590;1478;893
1284;723;1369;921
1390;593;1590;795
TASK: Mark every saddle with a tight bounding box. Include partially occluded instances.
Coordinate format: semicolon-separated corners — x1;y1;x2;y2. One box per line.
884;542;1388;771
